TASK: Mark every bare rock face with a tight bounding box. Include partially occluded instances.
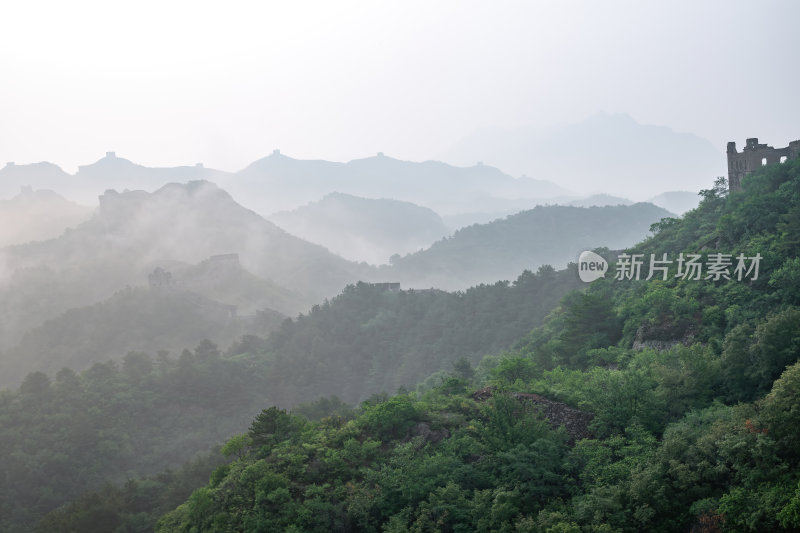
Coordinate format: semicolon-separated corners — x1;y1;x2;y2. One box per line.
510;392;594;443
473;386;494;401
632;323;695;351
473;387;594;443
632;337;682;352
408;422;450;445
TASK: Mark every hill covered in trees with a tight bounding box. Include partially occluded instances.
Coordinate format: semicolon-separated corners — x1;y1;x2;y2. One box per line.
0;286;286;386
0;342;267;532
268;193;450;265
7;159;800;532
0;188;92;247
0;180;369;354
256;266;582;406
0;263;582;530
150;158;800;532
387;202;673;289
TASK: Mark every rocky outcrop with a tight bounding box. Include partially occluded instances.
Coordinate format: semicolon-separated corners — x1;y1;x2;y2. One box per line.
473;386;594;443
409;422;450;444
511;392;594;443
473;386;494;401
632;322;695;351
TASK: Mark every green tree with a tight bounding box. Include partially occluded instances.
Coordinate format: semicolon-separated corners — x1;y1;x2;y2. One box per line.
761;360;800;458
248;407;301;451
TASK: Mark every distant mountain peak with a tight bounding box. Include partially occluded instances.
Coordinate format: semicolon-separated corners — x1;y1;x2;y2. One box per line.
156;179;224;196
444;111;721;199
79;152;141;169
646;190;700;215
583;110;638;124
1;160;68;172
96;180;238;222
269;193;449;265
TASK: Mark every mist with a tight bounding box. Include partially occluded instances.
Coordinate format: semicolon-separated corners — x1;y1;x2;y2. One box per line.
1;1;798;531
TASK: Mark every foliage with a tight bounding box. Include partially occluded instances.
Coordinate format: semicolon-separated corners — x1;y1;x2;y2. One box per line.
155;387;571;533
0;342;271;532
11;159;800;531
258;265;581;405
388;202;673;289
157;159;800;531
0;259;580;529
0;286;286;387
34;450;226;533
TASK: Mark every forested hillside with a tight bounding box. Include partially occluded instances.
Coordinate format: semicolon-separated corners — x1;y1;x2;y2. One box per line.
268;193;450;265
3;1;795;531
0;261;581;531
386;202;672;289
0;342;268;532
0;286;285;386
258;266;581;406
152;159;800;532
0;181;368;353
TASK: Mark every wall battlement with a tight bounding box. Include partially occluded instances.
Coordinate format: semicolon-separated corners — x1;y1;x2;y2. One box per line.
727;137;800;191
368;282;401;292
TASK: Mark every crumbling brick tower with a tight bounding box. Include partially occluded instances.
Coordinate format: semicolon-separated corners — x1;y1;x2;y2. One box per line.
727;137;800;192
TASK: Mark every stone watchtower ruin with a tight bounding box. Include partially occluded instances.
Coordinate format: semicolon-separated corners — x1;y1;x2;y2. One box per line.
727;137;800;192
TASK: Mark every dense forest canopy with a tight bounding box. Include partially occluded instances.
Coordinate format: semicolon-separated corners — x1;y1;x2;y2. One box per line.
259;266;581;406
386;202;672;289
3;159;800;532
0;180;665;389
0;261;581;531
149;159;800;532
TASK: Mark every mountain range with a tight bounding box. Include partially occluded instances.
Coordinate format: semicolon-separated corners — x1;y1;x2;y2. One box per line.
1;113;721;223
0;151;571;217
0;181;369;357
268;192;450;264
385;202;674;289
0;178;675;385
444;112;723;199
0;188;92;247
647;190;700;214
225;151;572;215
8;154;797;533
566;191;700;214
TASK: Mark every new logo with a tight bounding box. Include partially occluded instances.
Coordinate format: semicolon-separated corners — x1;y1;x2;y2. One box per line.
578;251;608;283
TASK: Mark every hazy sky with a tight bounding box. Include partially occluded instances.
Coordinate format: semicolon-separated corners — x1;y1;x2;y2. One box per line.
1;0;798;175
